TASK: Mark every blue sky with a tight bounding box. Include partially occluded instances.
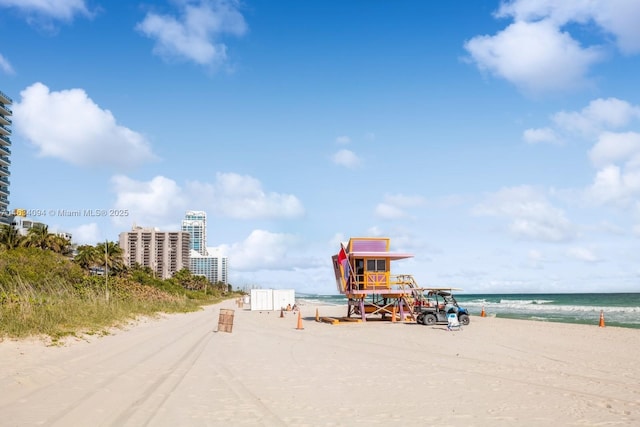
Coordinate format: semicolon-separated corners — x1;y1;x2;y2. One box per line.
2;0;640;294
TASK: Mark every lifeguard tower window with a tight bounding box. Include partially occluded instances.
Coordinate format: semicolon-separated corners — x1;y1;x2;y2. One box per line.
367;259;386;272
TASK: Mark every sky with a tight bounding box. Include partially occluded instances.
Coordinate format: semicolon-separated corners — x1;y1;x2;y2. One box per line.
1;0;640;295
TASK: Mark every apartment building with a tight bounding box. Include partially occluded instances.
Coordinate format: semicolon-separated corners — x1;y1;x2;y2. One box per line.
0;90;12;225
119;226;191;279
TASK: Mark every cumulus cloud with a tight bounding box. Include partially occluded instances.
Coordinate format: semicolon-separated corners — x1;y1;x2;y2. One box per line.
13;83;157;170
589;132;640;169
188;172;305;219
587;165;640;207
465;1;640;93
523;127;560;144
69;223;102;245
136;0;247;67
111;175;188;228
332;149;361;169
0;0;92;21
553;98;640;137
521;98;640;208
465;20;603;94
473;186;576;242
111;173;304;227
375;193;426;220
567;246;600;263
217;229;309;271
0;54;14;74
496;0;640;55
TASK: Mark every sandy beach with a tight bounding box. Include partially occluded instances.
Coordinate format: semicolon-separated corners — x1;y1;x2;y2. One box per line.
1;300;638;426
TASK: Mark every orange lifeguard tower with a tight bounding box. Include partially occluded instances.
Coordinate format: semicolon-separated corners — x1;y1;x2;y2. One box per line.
331;237;427;322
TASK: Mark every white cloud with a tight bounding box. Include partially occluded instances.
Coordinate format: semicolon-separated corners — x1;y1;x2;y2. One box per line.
553;98;640;136
374;204;407;220
567;246;600;263
0;0;91;21
466;1;640;93
0;53;14;74
111;172;304;227
13;83;157;170
217;229;310;271
528;249;543;262
473;186;576;242
464;20;603;94
332;149;361;169
585;132;640;207
587;165;640;207
375;193;426;220
111;175;188;229
496;0;640;55
523;127;560;144
589;132;640;168
69;223;101;245
188;172;305;219
521;98;640;209
136;0;247;67
335;136;350;144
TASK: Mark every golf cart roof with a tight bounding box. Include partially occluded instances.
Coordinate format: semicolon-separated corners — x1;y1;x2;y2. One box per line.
425;288;463;297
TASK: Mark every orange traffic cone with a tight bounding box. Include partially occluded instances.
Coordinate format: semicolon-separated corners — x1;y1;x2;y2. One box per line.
296;311;304;330
599;310;605;328
480;305;486;317
391;306;397;323
280;308;284;318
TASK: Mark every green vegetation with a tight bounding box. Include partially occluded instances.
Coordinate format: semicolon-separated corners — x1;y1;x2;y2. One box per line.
0;224;241;340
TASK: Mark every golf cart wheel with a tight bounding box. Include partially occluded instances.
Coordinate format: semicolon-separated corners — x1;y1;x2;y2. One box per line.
459;314;470;325
416;313;425;324
423;314;437;326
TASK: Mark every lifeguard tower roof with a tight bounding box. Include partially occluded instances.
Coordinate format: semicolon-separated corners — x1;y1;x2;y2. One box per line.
345;237;413;260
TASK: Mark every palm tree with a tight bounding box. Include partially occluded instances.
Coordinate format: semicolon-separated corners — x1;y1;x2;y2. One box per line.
95;241;125;276
0;224;23;250
48;234;73;256
24;224;51;249
74;244;99;273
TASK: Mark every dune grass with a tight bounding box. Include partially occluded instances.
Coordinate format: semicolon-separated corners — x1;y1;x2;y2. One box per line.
0;249;237;340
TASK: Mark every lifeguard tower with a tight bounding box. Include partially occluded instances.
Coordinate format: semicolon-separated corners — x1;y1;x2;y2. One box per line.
331;237;427;322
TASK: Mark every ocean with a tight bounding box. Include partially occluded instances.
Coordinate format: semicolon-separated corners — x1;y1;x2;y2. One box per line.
296;293;640;329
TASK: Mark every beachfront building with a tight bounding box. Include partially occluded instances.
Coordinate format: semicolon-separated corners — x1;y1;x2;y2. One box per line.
189;250;228;285
0;90;12;225
181;210;207;256
180;210;229;285
119;226;191;279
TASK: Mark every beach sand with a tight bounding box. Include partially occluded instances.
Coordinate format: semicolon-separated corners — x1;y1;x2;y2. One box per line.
1;300;638;426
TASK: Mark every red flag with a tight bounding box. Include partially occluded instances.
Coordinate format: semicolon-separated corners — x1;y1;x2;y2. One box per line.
337;245;347;265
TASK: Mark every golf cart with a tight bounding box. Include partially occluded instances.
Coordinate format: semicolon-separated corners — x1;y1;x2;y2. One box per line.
416;289;470;326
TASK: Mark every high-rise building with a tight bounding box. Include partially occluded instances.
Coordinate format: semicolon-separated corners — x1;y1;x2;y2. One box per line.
119;226;191;279
190;247;228;285
0;90;12;225
180;210;229;285
181;210;207;256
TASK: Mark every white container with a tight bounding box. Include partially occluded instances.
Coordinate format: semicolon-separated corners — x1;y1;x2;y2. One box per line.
250;289;274;311
272;289;295;311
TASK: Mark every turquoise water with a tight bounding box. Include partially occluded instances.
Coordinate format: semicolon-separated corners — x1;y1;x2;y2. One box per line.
296;293;640;329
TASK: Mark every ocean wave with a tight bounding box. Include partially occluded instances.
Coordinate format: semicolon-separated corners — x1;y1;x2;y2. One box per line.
296;297;345;306
463;301;640;314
